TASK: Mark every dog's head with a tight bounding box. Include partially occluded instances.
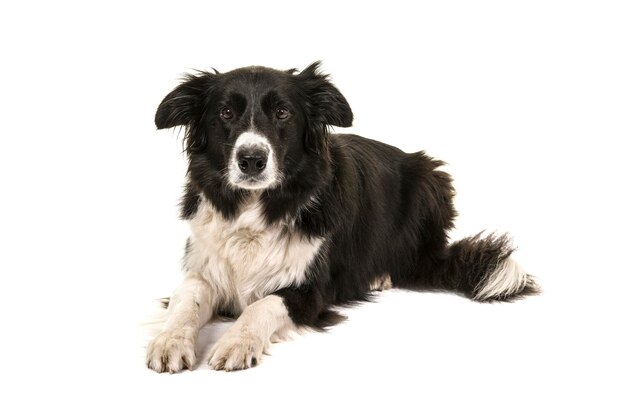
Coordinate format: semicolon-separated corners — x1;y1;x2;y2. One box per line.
155;62;352;191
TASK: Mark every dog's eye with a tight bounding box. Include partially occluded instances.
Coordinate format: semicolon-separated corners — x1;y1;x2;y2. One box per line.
275;107;290;120
219;107;234;120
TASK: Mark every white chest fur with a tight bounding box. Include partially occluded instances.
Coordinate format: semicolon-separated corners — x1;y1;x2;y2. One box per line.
185;195;324;312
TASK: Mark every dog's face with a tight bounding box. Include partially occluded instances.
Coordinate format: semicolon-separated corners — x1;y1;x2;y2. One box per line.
155;62;353;191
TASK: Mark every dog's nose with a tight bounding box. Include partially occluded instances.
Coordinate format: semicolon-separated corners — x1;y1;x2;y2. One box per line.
237;147;268;175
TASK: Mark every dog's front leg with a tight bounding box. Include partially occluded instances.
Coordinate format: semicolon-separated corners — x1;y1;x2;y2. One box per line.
146;272;214;373
207;295;294;371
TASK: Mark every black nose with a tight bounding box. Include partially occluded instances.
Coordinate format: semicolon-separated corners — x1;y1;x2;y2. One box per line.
237;147;267;175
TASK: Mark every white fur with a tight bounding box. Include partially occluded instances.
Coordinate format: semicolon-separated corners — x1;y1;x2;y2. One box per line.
227;131;280;190
146;195;322;372
370;274;392;291
207;295;294;371
145;272;214;373
186;194;324;313
475;257;530;301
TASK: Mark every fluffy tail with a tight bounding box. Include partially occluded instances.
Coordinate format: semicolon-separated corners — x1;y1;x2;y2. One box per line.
434;233;539;302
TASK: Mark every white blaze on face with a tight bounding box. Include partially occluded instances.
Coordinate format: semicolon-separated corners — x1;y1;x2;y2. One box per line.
227;131;279;190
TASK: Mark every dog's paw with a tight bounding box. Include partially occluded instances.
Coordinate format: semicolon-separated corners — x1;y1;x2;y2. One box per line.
146;331;195;373
207;331;267;371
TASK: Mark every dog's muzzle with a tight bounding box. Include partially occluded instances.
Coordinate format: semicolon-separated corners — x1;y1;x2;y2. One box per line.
228;131;278;190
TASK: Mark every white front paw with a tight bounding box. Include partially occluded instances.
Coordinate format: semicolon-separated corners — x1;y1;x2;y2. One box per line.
208;331;267;371
146;331;195;373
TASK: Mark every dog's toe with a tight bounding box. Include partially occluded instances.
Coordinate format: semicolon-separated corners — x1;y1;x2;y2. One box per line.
208;332;266;371
146;331;195;374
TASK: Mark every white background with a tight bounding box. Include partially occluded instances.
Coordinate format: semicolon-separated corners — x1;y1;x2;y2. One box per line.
1;1;625;415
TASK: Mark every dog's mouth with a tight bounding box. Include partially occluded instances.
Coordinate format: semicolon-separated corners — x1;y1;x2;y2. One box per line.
228;173;279;190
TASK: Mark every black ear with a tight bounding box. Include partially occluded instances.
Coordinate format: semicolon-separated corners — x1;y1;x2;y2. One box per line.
155;72;216;129
295;61;353;128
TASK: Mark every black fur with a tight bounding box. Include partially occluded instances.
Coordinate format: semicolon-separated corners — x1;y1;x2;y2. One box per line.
155;62;538;329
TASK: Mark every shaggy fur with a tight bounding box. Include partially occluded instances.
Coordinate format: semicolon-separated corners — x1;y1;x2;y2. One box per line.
146;62;539;373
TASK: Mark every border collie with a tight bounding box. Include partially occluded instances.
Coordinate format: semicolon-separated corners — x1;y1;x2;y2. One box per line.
146;62;539;373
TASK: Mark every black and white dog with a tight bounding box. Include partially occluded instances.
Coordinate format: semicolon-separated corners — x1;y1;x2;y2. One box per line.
146;62;539;373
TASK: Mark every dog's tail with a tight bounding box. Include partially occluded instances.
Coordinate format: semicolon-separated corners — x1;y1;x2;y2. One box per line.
420;233;540;302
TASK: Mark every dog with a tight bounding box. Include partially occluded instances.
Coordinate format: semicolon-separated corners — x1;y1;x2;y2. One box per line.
146;62;539;373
